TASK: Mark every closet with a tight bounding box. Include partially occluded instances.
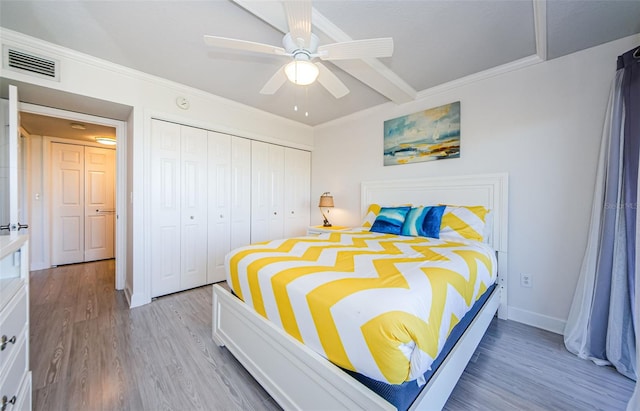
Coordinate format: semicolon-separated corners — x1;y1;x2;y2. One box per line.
151;120;309;297
150;120;209;297
207;131;251;284
50;142;115;266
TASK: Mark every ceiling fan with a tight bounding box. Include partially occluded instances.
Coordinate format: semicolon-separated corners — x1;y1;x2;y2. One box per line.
203;0;393;99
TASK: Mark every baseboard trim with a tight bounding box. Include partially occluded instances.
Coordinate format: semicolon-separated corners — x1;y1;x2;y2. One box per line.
126;288;150;308
508;306;566;335
124;287;132;306
30;262;48;271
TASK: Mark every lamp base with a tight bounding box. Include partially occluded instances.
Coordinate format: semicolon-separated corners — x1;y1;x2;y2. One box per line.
323;222;332;227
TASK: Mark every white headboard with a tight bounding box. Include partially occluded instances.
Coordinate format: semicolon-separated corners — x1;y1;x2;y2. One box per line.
361;173;509;253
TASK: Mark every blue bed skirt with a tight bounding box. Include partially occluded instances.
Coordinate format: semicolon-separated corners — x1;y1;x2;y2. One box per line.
343;283;497;410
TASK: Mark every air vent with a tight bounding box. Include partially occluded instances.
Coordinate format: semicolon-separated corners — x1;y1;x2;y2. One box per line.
3;46;59;81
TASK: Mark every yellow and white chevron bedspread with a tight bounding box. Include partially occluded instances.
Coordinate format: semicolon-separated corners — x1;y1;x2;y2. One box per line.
226;230;497;385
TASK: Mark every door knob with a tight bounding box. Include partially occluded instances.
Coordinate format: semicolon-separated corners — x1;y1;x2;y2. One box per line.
17;223;28;230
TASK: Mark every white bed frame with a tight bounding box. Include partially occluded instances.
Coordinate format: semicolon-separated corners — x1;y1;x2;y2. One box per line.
212;173;509;410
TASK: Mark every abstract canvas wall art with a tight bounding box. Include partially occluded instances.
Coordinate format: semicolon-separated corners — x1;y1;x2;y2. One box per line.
384;101;460;166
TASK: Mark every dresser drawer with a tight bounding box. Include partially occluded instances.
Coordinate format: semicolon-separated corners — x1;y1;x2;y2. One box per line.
12;372;31;411
0;285;27;374
0;336;27;409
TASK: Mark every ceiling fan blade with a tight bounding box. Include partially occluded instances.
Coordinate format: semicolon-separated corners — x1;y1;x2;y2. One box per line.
260;66;287;95
204;35;286;56
283;0;312;48
317;38;394;61
315;62;349;99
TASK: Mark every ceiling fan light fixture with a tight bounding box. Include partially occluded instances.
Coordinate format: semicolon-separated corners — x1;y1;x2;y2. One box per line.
285;60;319;86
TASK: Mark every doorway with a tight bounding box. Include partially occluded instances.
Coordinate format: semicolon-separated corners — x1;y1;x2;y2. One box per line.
50;141;116;265
18;104;126;290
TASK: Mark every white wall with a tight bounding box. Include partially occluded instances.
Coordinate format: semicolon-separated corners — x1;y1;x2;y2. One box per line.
312;35;640;334
26;135;45;270
1;28;313;307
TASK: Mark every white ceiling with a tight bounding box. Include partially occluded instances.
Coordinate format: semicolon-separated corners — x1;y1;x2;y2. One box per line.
20;111;116;143
2;1;640;127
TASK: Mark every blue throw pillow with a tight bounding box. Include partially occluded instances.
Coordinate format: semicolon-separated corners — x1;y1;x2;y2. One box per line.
401;205;446;238
370;206;411;235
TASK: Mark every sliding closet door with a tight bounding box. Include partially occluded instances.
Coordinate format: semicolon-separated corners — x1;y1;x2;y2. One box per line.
51;143;84;265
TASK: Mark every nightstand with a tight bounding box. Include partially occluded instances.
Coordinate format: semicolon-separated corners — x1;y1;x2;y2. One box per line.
307;225;350;235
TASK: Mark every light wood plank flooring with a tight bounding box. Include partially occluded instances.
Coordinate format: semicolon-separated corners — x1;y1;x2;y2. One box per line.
30;260;634;410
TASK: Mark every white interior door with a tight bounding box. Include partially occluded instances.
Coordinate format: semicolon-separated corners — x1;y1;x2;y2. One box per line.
51;143;84;265
267;144;285;240
84;146;115;261
0;96;10;233
150;120;208;296
150;120;182;297
179;125;208;290
284;148;311;238
230;137;251;250
1;85;25;235
207;131;231;283
251;141;269;243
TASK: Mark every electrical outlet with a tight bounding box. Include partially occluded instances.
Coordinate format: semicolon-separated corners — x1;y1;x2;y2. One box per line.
520;273;532;288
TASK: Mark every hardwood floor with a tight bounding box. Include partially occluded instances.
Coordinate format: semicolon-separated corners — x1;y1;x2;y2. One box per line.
30;260;634;411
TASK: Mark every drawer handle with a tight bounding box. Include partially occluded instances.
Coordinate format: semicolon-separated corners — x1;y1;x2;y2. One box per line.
0;335;16;351
1;395;16;411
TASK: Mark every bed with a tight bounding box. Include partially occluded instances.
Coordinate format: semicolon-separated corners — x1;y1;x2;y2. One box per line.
212;173;508;410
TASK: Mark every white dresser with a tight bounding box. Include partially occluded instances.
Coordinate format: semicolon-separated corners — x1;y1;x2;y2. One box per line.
0;235;31;411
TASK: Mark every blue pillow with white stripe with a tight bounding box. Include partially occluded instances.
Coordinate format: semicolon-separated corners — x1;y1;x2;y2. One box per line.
401;205;446;238
370;206;411;235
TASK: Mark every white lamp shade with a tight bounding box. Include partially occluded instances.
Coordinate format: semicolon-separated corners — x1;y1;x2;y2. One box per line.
285;60;319;86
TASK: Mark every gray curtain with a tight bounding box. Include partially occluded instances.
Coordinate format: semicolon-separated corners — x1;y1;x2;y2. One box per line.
564;46;639;410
